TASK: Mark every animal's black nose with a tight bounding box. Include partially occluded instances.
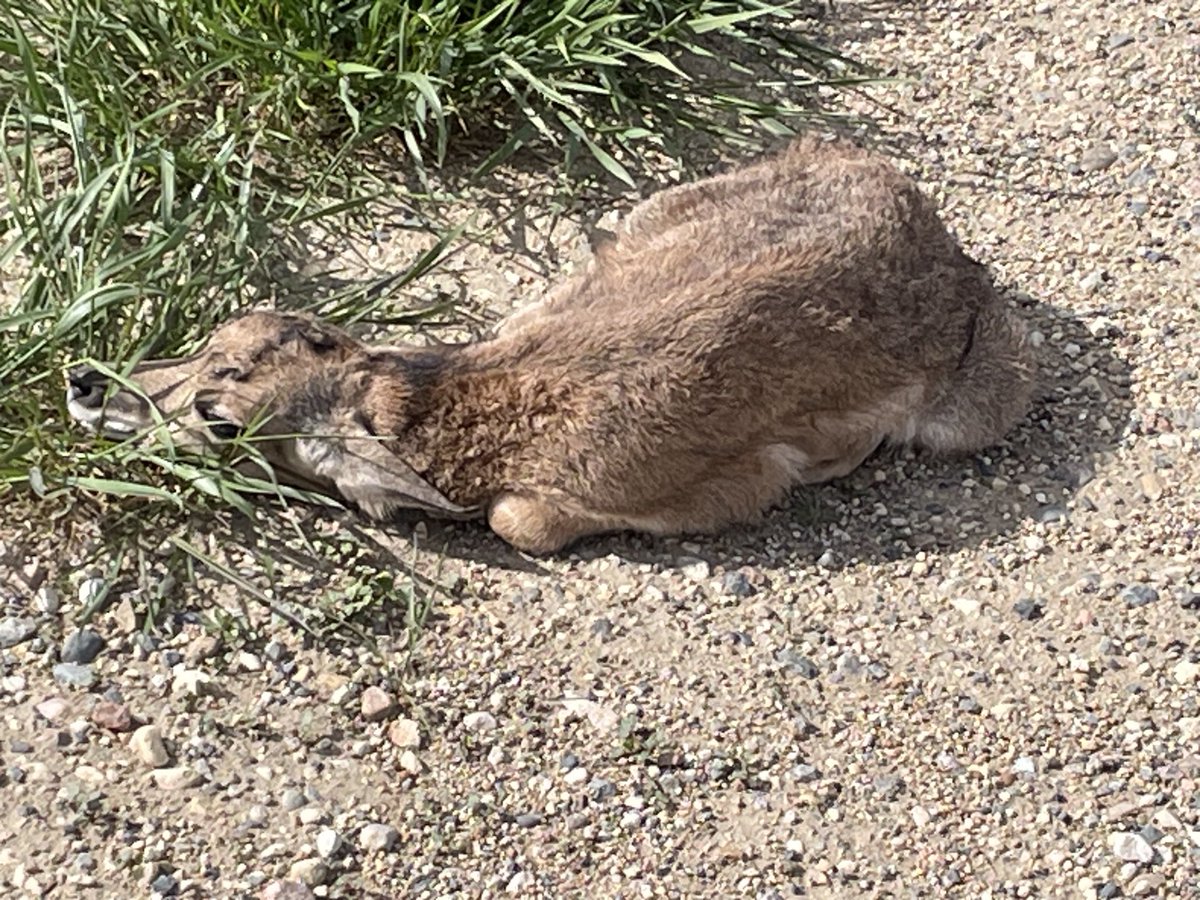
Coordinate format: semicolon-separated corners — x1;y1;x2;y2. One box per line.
67;366;109;410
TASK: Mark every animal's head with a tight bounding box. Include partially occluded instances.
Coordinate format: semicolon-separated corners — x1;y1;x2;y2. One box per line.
66;309;477;519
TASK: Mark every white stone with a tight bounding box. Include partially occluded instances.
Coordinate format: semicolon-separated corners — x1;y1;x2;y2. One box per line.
315;828;342;859
1109;831;1154;863
129;725;170;768
463;711;498;732
359;823;398;852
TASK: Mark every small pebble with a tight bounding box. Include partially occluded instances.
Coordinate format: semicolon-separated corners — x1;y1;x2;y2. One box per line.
1138;824;1165;845
151;765;202;790
33;586;60;615
172;669;217;697
463;711;498;732
387;718;421;749
588;778;617;801
52;663;96;689
360;686;398;722
34;697;68;723
130;725;170;768
721;571;754;597
1080;144;1118;172
398;750;423;774
91;700;135;732
0;617;37;648
261;881;315;900
1121;585;1159;608
1172;660;1199;685
590;617;615;641
777;649;819;678
61;628;105;664
792;764;820;783
281;788;306;811
359;823;398;852
314;828;342;859
287;859;328;887
1110;831;1154;863
1013;598;1044;621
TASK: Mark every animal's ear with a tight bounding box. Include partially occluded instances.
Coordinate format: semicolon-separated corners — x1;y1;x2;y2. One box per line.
294;433;480;521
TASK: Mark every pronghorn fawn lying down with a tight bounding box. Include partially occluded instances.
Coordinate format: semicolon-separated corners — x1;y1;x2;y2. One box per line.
68;137;1034;554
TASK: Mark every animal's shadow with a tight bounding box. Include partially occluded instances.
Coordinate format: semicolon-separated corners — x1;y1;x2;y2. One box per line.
341;294;1131;577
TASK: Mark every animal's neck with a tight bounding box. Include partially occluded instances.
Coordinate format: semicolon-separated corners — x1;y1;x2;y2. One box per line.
377;338;572;505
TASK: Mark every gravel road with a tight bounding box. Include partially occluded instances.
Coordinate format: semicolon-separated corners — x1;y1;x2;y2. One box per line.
2;1;1198;897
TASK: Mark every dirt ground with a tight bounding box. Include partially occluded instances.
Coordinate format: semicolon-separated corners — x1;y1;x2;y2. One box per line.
2;1;1199;898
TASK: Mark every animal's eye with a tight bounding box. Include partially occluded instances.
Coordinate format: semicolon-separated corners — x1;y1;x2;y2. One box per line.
194;398;243;441
212;366;244;381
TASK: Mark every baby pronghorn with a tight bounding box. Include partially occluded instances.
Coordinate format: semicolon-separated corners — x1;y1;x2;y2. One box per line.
67;136;1034;554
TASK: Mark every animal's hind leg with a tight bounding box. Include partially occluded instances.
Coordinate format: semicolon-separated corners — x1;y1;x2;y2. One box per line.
488;434;882;554
788;432;884;485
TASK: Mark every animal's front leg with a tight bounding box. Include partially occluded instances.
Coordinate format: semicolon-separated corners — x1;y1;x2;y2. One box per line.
487;492;622;555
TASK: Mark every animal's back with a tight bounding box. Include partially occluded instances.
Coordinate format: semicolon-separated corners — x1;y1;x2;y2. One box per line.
526;137;982;368
502;138;987;411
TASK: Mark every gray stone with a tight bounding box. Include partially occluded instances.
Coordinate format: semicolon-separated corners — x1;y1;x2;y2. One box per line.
590;617;615;641
721;571;755;597
835;651;862;678
1080;145;1118;172
1121;585;1159;608
777;648;819;678
0;617;37;648
1013;598;1044;621
587;778;616;801
1138;823;1165;844
791;764;821;783
53;663;96;689
61;629;105;664
281;788;306;811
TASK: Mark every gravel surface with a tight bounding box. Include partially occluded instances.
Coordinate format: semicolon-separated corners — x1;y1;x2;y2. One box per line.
3;1;1200;897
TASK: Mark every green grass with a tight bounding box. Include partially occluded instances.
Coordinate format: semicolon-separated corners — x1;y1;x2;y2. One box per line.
0;0;877;635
